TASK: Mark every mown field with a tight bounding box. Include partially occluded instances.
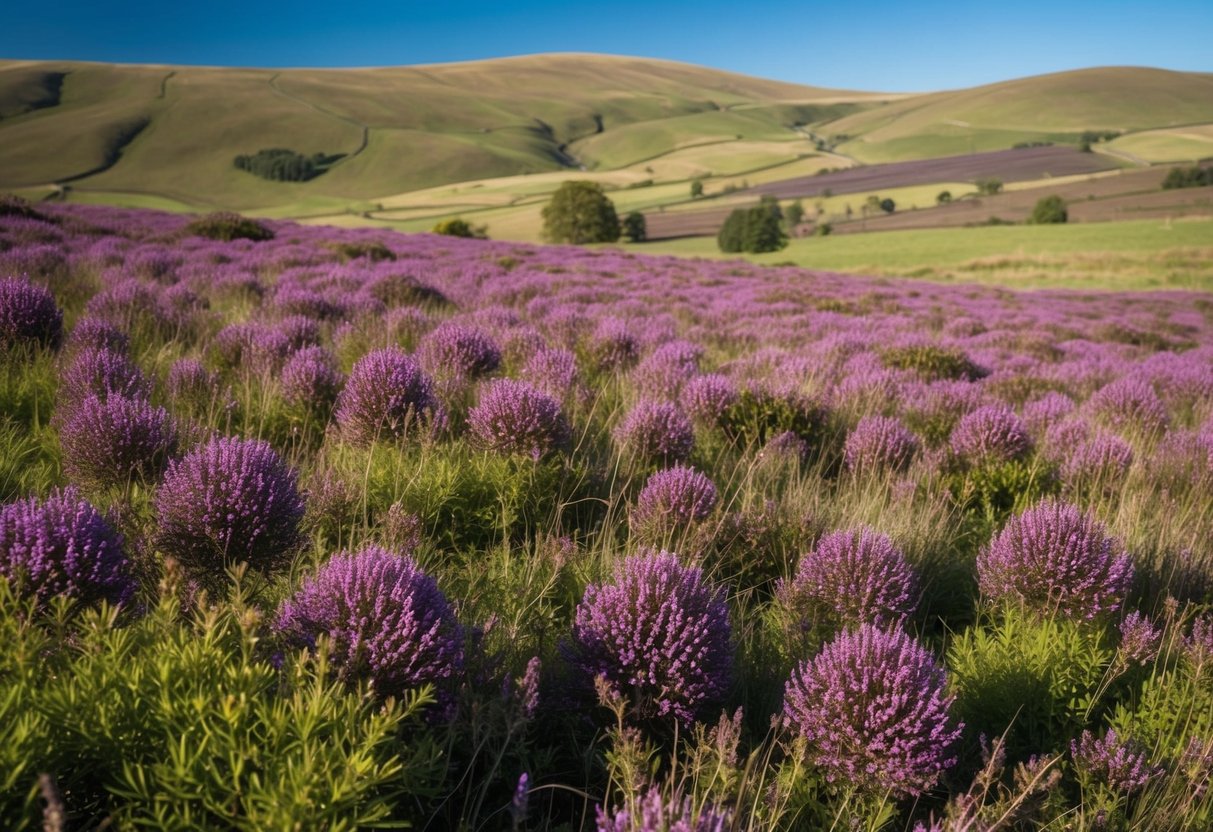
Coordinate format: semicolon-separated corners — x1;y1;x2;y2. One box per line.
1;200;1212;830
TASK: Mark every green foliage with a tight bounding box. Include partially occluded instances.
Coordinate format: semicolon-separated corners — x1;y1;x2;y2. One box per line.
432;217;488;239
0;575;443;829
1161;165;1213;190
880;343;982;381
184;212;275;242
622;211;647;243
879;197;895;213
948;458;1059;525
975;178;1004;196
690;179;705;199
785;200;805;227
949;608;1115;759
541;181;621;244
328;240;397;261
0;195;51;222
815;222;833;236
1029;195;1068;224
717;206;788;254
937;190;953;205
233;148;339;182
719;387;828;449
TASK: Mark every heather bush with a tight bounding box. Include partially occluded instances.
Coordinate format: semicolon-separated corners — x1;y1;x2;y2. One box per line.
56;346;150;416
720;385;828;451
280;345;344;415
681;373;739;426
418;321;501;380
59;393;178;492
184;211;275;242
276;546;464;706
0;277;62;350
880;343;982;381
467;378;570;459
566;551;731;725
155;436;305;579
783;623;963;797
615;400;695;464
335;347;439;445
844;415;919;473
950;405;1032;465
629;465;718;548
1087;376;1169;435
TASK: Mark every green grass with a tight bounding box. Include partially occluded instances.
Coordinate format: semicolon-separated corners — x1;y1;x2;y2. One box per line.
1107;124;1213;163
638;218;1213;291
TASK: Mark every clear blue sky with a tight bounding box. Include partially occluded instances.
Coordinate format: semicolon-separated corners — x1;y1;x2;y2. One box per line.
4;0;1211;92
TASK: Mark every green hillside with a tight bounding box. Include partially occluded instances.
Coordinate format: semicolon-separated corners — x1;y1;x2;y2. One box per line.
0;54;874;211
819;67;1213;163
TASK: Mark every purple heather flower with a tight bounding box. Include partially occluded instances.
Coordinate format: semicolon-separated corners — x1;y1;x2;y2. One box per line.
1187;615;1213;668
166;358;222;408
156;436;305;576
631;466;718;532
782;623;963;797
1061;432;1133;486
57;346;151;416
274;314;323;351
334;347;438;445
0;486;133;607
1118;611;1162;666
510;773;530;828
568;551;731;724
418;321;501;379
595;786;731;832
1071;729;1161;794
281;346;344;413
680;374;739;425
0;276;62;349
590;317;641;371
60;394;178;491
977;501;1133;620
844;415;919;473
276;546;464;704
632;340;702;399
1022;392;1076;435
1087;376;1169;435
65;317;130;356
950;405;1032;464
615;401;695;464
520;347;581;399
466;378;571;459
760;430;810;462
781;528;918;631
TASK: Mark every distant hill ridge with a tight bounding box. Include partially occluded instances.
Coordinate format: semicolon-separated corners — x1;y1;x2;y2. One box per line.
0;55;1210;216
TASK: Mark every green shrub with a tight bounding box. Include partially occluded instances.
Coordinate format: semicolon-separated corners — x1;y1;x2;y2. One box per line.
1161;166;1212;190
1029;195;1068;224
948;458;1059;525
880;343;983;381
949;608;1115;759
184;212;275;242
717;206;787;254
432;218;488;239
328;240;397;261
622;211;647;243
975;178;1004;196
541;181;620;244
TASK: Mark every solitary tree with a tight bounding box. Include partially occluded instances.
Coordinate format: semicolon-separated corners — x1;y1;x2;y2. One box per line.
975;178;1003;196
879;198;896;214
542;181;621;244
623;211;647;242
1028;195;1068;224
717;205;788;253
785;200;805;227
690;179;705;199
936;191;952;205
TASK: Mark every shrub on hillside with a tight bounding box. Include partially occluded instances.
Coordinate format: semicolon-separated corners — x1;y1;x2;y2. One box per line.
622;211;646;242
432;218;488;239
184;212;275;242
1029;195;1068;224
541;181;620;244
717;205;787;253
1162;165;1213;190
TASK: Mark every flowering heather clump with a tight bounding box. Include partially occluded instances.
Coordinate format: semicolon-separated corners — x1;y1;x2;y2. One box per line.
156;436;305;576
275;314;323;351
0;486;133;606
568;551;731;724
466;378;570;459
844;415;920;473
1187;615;1213;668
680;374;738;425
275;546;464;704
615;401;694;464
977;501;1133;620
1087;376;1169;434
781;528;918;631
1071;729;1161;794
631;466;718;533
782;623;963;796
1022;392;1076;434
334;347;438;445
65;317;130;356
949;405;1032;464
595;786;731;832
521;346;580;398
1062;432;1133;486
590;317;640;371
281;346;344;413
418;321;501;379
0;276;62;349
60;394;178;490
632;340;702;399
1118;611;1162;666
57;346;151;416
166;357;221;407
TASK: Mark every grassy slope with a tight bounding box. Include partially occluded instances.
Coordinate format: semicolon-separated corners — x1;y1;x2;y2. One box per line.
821;67;1213;163
1108;123;1213;163
0;54;868;210
637;218;1213;291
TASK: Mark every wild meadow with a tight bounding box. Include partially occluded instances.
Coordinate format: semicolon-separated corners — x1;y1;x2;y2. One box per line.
1;198;1211;831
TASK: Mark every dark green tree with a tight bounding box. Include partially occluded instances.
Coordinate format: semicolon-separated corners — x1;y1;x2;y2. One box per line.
432;218;488;239
1028;195;1068;224
690;179;705;199
937;191;953;205
975;178;1003;196
541;181;621;244
622;212;647;243
717;205;788;254
880;198;896;214
785;200;805;227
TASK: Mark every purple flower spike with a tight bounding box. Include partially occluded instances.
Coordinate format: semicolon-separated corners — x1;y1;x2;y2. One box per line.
1071;728;1161;794
782;623;963;797
632;466;718;530
595;785;731;832
615;401;694;464
844;415;919;473
418;321;501;380
0;276;62;349
568;551;731;725
334;347;438;445
977;501;1133;620
276;546;464;705
0;486;133;607
60;393;178;491
467;378;570;459
950;405;1032;464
